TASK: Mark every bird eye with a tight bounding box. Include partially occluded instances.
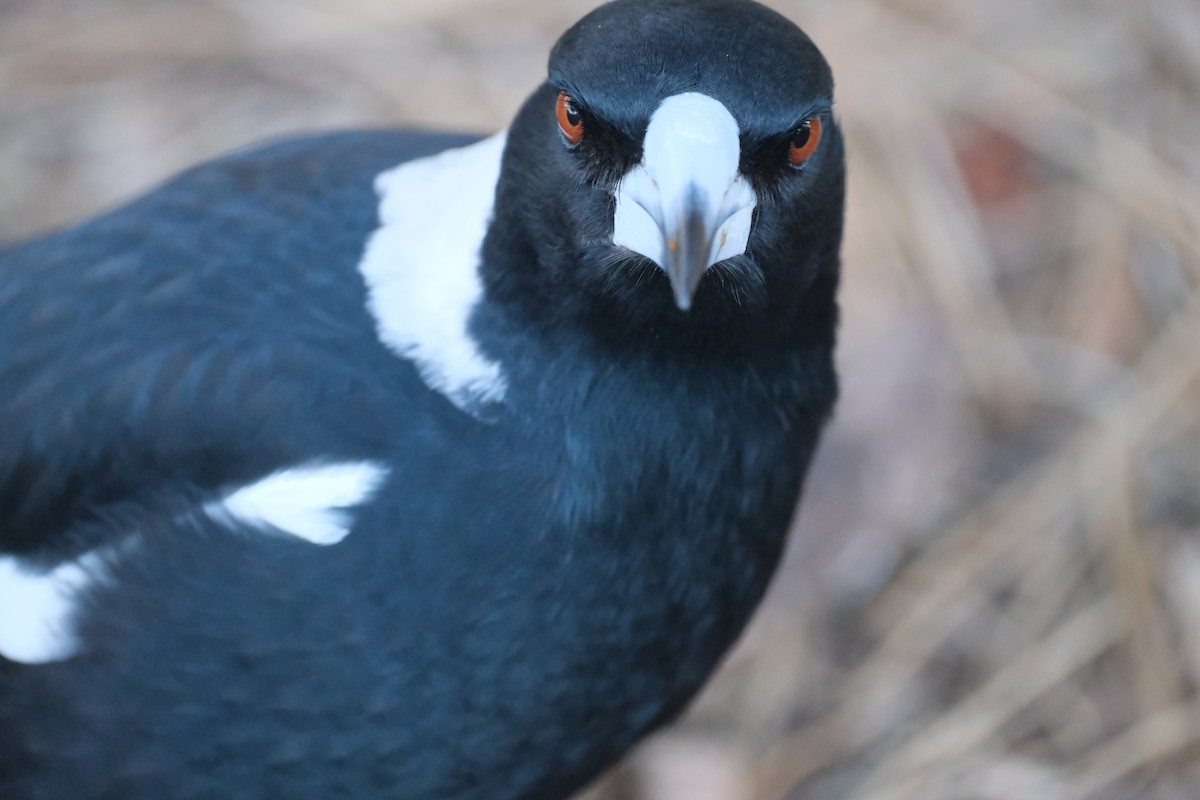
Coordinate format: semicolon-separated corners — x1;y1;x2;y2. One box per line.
787;116;823;167
556;91;584;145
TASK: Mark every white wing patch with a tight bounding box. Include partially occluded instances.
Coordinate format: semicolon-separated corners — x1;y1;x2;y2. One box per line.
0;461;385;664
205;461;389;545
0;548;117;664
358;132;509;413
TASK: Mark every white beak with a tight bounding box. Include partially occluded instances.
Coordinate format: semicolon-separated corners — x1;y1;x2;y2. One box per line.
612;93;757;310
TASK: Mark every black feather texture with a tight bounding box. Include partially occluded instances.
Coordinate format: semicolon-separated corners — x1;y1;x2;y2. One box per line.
0;1;843;797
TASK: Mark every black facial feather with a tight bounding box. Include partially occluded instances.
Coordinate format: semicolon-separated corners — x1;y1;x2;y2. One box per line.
482;0;844;354
550;89;643;187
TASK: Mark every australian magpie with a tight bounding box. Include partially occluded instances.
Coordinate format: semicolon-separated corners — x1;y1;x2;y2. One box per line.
0;0;843;797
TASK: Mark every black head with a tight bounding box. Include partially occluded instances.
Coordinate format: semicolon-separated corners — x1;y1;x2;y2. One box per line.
481;0;844;356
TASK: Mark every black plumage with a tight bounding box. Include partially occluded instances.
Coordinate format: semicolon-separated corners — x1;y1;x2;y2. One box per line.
0;1;844;797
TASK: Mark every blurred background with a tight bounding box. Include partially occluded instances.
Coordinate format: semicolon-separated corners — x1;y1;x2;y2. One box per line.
2;0;1198;797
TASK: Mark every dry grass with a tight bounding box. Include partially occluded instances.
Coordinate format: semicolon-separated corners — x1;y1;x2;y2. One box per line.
2;1;1198;798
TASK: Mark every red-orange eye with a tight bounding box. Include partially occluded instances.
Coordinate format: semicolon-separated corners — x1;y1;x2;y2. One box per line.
556;91;584;145
787;116;823;167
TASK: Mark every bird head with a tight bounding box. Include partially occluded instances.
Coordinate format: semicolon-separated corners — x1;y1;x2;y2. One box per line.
482;0;844;351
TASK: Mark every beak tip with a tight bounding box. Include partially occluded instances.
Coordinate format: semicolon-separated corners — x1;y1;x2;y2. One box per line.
665;254;705;311
669;276;699;311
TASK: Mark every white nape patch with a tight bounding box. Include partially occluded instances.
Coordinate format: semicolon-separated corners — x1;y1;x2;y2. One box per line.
613;93;757;269
205;461;389;546
358;133;508;412
0;548;117;664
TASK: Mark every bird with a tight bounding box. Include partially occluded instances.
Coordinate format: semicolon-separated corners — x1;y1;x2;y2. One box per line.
0;0;843;797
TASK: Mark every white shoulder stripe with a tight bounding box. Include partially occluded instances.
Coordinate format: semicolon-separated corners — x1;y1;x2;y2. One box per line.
358;132;508;412
205;461;388;545
0;548;115;664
